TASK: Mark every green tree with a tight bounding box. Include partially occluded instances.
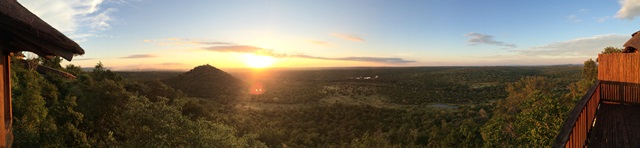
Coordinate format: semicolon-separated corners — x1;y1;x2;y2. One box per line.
11;58;89;147
565;58;599;103
601;46;623;54
481;76;562;147
514;91;569;146
11;59;58;147
582;59;597;81
347;132;399;148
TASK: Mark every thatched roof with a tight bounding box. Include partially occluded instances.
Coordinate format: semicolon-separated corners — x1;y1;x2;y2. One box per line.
0;0;85;61
623;31;640;53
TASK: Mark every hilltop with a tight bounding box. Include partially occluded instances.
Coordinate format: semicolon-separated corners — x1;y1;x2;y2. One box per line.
163;64;245;100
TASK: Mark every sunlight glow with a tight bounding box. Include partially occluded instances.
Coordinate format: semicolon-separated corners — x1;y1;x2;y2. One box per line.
244;54;276;68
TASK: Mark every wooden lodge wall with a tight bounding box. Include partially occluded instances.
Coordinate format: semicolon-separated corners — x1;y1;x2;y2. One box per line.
598;53;640;104
598;53;640;83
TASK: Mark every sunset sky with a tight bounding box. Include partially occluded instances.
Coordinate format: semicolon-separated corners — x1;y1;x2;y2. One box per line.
16;0;640;70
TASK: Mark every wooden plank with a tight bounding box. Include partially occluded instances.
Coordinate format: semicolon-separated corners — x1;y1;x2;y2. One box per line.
0;52;6;147
589;104;640;147
3;53;11;146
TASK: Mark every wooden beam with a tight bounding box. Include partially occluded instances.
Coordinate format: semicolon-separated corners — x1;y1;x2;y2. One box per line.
2;51;10;147
0;50;8;147
0;28;9;148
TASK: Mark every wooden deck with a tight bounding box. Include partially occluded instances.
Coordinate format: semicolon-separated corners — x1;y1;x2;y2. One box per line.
553;52;640;147
589;103;640;147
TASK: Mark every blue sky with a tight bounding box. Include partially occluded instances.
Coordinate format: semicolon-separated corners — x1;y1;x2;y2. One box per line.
16;0;640;70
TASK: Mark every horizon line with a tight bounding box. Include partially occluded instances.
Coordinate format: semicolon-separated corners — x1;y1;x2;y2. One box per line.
107;63;585;72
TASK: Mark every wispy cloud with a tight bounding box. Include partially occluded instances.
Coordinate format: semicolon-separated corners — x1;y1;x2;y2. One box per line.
596;16;611;22
567;14;582;23
464;32;516;48
204;45;288;57
18;0;126;41
197;41;234;45
578;9;589;13
309;40;333;46
203;45;415;64
331;33;364;42
566;9;592;23
471;35;627;65
616;0;640;20
121;54;157;59
203;44;415;63
515;34;627;57
74;58;96;61
115;63;189;71
293;55;415;63
158;62;185;66
144;38;233;46
145;38;415;64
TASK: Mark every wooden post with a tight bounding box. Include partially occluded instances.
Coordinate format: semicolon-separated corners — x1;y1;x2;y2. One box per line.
3;51;11;147
0;50;7;147
620;82;625;104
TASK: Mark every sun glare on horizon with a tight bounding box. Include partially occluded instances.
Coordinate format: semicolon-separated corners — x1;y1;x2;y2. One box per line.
244;54;276;68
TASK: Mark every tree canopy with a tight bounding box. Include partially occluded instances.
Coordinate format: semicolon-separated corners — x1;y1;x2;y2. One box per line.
10;58;265;147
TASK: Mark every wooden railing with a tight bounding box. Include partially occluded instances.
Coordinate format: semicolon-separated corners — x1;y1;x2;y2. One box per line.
553;80;601;148
600;81;640;104
554;80;640;147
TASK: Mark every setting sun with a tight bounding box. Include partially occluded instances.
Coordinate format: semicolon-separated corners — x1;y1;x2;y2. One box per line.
244;54;275;68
